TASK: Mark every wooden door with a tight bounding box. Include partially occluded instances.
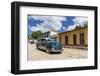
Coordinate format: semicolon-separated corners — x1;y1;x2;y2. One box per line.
73;34;77;45
80;33;85;46
65;36;68;45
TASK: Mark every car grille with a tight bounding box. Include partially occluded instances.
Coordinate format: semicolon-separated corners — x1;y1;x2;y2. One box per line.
52;43;61;50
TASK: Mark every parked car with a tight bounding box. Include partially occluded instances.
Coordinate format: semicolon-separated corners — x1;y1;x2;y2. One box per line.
36;38;63;53
30;40;34;44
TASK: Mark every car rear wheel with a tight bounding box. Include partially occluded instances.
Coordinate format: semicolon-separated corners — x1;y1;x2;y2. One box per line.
36;45;39;50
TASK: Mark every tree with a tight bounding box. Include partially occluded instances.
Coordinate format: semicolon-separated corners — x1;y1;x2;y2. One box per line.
28;34;33;40
31;31;43;39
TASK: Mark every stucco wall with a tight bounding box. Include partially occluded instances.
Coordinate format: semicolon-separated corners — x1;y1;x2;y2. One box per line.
59;27;88;46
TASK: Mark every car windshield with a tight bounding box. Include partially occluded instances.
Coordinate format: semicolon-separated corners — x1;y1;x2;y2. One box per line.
46;39;57;43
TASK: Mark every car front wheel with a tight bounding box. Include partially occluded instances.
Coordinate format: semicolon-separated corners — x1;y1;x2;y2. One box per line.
46;49;51;54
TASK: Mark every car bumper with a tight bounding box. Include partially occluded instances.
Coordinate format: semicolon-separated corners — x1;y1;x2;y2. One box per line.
50;49;62;52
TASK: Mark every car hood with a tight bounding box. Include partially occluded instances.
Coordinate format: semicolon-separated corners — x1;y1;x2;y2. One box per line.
48;41;61;50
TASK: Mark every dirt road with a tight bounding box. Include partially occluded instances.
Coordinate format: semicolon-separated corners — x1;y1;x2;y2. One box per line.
27;43;88;61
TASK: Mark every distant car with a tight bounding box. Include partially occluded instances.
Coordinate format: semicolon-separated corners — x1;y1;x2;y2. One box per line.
36;38;63;53
30;40;34;44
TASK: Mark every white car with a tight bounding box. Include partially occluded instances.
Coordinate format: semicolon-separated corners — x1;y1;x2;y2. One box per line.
30;40;34;44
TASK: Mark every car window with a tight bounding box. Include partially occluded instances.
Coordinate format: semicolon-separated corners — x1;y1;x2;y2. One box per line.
46;39;54;42
38;38;57;43
38;39;46;43
41;39;46;42
38;39;41;42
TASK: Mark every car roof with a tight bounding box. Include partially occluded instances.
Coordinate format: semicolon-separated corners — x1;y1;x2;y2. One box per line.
38;38;53;40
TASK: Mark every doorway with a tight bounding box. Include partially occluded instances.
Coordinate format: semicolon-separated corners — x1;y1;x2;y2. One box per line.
73;34;77;45
80;33;85;46
65;36;68;45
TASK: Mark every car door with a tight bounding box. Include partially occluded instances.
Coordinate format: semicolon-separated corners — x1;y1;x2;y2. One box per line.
39;39;46;50
41;39;47;50
37;39;41;49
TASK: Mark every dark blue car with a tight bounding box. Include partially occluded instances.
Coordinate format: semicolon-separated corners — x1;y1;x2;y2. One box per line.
36;38;63;53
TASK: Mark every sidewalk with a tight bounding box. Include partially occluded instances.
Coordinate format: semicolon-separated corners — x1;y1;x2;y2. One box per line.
62;45;88;50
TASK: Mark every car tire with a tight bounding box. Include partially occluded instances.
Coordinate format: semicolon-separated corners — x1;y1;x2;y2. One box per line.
36;46;39;50
46;49;51;54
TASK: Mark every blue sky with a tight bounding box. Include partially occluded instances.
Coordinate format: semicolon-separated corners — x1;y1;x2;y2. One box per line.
28;15;87;35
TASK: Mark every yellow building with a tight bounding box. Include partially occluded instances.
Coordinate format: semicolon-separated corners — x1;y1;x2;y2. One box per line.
54;26;88;47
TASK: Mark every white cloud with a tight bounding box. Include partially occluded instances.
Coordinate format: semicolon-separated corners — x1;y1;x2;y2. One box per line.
29;16;87;32
66;24;76;31
29;26;39;32
66;17;87;31
73;17;88;26
32;16;66;22
62;26;65;30
30;16;67;32
29;24;49;33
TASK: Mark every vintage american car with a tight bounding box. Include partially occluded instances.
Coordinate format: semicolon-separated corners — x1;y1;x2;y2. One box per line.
36;38;63;53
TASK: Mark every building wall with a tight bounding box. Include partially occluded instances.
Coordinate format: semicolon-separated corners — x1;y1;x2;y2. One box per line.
59;27;88;46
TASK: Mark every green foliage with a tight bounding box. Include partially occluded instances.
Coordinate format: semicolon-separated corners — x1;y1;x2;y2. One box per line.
28;34;33;40
31;31;43;39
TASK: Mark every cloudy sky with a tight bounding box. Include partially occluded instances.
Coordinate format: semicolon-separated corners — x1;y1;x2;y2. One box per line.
28;15;87;34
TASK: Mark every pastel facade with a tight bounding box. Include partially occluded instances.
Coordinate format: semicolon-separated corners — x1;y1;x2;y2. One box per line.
54;26;88;47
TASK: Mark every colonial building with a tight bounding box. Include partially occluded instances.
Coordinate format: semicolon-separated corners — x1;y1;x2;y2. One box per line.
54;26;88;47
41;31;58;39
41;26;88;47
